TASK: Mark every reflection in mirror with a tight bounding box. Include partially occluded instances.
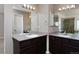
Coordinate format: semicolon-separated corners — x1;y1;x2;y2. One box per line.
14;14;23;34
12;10;31;34
61;17;75;34
49;4;79;34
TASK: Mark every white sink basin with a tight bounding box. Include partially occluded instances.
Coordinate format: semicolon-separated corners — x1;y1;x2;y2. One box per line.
13;33;39;41
57;33;72;38
16;33;39;38
58;35;71;38
25;34;39;38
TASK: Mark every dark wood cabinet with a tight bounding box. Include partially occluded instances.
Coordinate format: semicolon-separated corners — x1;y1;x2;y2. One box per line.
49;35;79;54
49;35;64;54
13;35;46;54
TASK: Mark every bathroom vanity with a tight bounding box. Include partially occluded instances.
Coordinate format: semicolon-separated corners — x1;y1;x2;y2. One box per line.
12;33;46;54
49;33;79;54
13;32;79;54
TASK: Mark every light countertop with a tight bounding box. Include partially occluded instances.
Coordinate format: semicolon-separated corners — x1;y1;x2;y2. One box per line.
49;33;79;40
12;32;47;41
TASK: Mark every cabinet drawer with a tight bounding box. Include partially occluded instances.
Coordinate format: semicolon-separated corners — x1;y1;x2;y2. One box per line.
20;45;35;50
68;45;79;50
70;40;79;47
20;46;36;54
20;38;37;48
20;40;32;48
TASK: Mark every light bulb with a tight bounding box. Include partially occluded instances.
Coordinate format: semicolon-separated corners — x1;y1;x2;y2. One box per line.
30;6;33;9
29;16;31;18
26;5;30;9
23;4;26;8
67;6;70;9
58;8;62;11
62;7;66;10
33;7;35;10
71;5;75;8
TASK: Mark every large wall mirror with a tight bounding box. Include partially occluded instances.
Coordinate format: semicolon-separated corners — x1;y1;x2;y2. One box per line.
49;4;79;34
12;10;31;34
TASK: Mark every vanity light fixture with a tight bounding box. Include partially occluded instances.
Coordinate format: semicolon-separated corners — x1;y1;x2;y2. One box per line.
58;4;75;11
23;4;35;11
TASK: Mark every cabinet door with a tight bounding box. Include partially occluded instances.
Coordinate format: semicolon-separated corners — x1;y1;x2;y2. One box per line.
20;45;36;54
63;39;79;54
20;38;37;54
13;38;20;54
68;39;79;53
62;38;70;53
49;36;63;53
49;36;64;54
53;37;63;53
35;36;46;54
20;36;46;54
